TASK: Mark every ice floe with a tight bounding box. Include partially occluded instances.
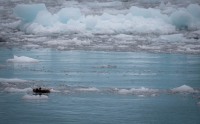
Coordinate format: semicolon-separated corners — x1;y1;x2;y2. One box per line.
7;55;39;63
4;87;32;93
171;85;197;93
118;87;159;95
75;87;100;92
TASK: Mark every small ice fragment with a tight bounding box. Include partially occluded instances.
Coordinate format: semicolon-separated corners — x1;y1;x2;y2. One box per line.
75;87;99;92
4;87;32;92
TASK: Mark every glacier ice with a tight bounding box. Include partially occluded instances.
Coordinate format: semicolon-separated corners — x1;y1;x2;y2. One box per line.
13;4;47;22
170;10;192;29
57;7;82;23
12;3;200;37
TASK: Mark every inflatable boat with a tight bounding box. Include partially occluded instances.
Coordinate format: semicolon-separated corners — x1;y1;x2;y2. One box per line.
33;87;50;94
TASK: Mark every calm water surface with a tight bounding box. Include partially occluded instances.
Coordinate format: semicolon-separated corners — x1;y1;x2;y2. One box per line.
0;48;200;124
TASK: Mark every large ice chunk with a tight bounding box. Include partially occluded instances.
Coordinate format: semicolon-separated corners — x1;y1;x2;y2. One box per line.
171;85;196;93
13;3;200;35
130;6;168;21
170;10;192;29
57;7;82;23
34;10;57;27
13;4;47;22
7;55;39;63
187;4;200;19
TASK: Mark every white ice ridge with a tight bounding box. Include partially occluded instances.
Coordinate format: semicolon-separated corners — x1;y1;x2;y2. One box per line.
7;55;39;63
13;3;200;34
22;94;48;100
171;85;197;93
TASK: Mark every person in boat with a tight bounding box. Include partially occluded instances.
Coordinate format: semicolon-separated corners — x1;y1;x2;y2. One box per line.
33;87;50;94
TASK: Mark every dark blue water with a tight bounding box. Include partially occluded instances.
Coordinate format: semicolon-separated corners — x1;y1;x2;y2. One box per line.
0;48;200;124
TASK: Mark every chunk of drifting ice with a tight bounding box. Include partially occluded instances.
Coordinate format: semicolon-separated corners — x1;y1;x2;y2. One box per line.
34;10;57;26
13;4;176;35
57;7;81;23
7;55;39;63
22;94;48;100
75;87;99;92
13;3;200;35
170;10;192;29
118;87;158;95
187;4;200;19
4;87;32;92
14;4;47;22
129;6;168;20
171;85;196;93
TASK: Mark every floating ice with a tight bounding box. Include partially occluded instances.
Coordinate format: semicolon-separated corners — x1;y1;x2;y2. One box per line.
75;87;99;92
22;94;48;100
188;4;200;18
57;7;82;23
170;10;192;30
171;85;196;93
7;55;39;63
13;3;177;35
13;4;47;22
4;87;32;92
118;87;158;95
170;4;200;29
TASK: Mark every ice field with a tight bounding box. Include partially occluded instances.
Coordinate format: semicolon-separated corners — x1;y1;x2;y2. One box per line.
0;0;200;53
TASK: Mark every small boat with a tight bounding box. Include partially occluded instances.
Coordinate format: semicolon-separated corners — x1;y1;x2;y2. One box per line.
33;87;50;94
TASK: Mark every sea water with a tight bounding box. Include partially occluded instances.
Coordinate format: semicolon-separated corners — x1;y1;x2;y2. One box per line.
0;48;200;124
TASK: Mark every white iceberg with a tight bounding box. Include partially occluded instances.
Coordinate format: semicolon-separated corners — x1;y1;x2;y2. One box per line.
171;85;196;93
7;55;39;63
